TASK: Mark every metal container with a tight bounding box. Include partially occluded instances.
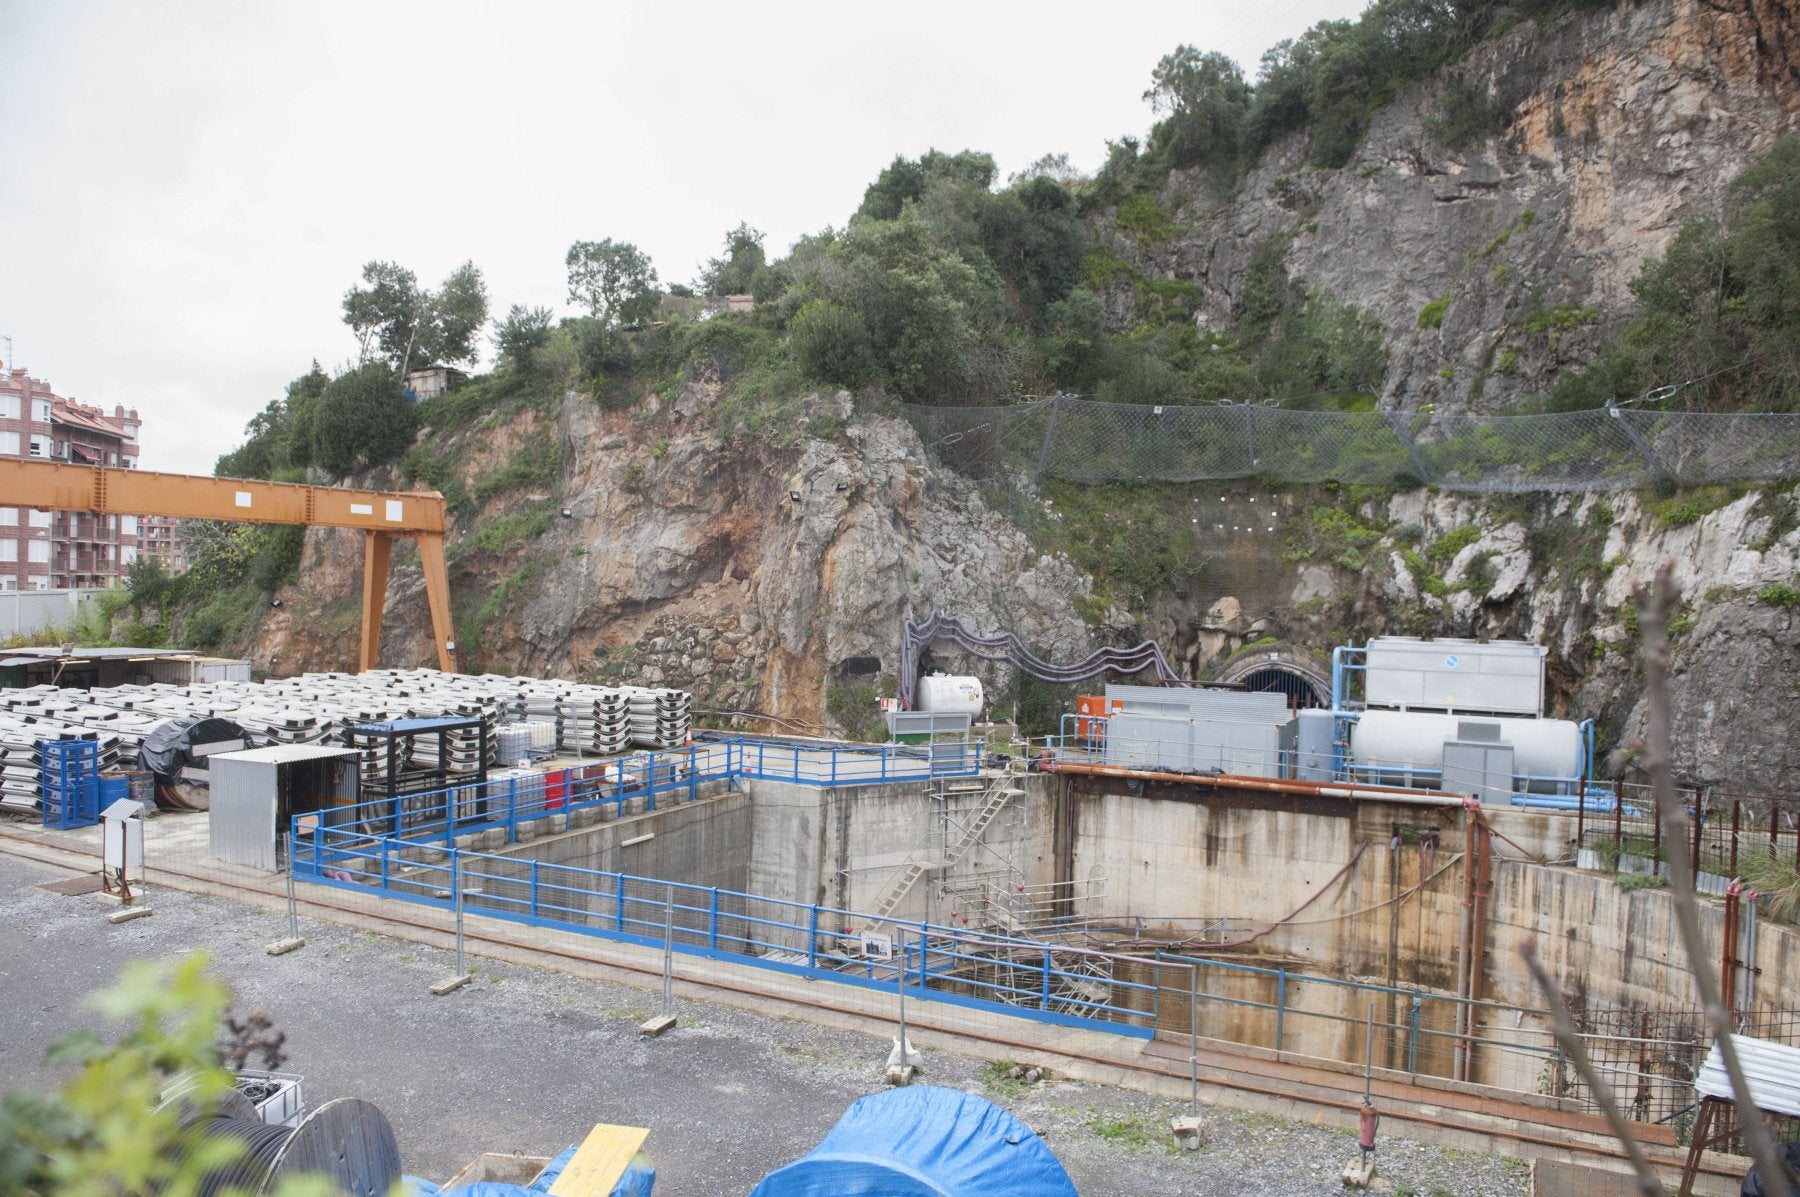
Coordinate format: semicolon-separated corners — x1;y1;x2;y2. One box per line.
1363;637;1546;716
1349;709;1580;792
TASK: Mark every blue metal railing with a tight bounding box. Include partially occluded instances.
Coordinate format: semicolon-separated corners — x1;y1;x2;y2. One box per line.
291;822;1162;1037
301;737;984;856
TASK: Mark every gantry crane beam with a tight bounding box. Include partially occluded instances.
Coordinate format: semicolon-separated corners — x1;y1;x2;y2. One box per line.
0;458;456;673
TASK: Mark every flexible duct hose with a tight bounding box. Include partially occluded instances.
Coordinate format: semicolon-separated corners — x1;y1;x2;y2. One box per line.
900;614;1182;708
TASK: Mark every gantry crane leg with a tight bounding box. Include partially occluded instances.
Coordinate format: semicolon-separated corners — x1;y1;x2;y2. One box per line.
417;533;456;673
360;531;393;673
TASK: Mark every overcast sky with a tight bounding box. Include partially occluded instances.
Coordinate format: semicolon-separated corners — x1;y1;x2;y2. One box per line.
0;0;1368;476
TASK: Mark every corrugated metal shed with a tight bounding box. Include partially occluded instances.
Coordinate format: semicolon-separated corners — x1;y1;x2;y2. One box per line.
1695;1035;1800;1117
1104;684;1290;722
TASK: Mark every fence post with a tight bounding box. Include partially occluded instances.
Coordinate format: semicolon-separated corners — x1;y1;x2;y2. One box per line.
452;850;465;977
709;887;720;952
284;835;299;941
1731;798;1741;876
807;904;820;970
446;788;456;849
530;860;540;920
1035;393;1063;478
1408;990;1422;1073
1613;786;1624;871
1275;967;1286;1053
508;780;518;844
1040;947;1053;1011
615;873;626;932
1693;786;1706;877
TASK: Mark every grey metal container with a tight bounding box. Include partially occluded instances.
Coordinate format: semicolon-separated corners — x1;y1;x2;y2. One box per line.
1363;637;1546;717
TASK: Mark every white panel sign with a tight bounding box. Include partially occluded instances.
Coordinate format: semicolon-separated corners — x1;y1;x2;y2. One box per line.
349;503;374;516
385;499;403;522
234;491;252;508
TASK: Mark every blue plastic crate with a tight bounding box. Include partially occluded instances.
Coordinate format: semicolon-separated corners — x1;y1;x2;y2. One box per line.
40;740;100;830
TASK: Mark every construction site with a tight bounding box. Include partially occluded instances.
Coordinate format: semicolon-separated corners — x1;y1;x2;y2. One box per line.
1;463;1797;1196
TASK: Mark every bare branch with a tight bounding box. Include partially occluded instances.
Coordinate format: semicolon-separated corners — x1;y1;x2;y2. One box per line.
1638;564;1790;1197
1519;937;1667;1197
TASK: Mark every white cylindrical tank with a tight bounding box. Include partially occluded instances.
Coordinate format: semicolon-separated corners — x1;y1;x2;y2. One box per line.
1349;709;1581;791
915;674;984;715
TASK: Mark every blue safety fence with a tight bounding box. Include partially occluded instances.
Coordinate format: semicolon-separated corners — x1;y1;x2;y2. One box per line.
301;737;984;852
291;822;1168;1038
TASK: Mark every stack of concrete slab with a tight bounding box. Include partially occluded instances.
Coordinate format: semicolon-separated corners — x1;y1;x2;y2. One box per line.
556;687;631;755
0;668;694;813
621;686;691;748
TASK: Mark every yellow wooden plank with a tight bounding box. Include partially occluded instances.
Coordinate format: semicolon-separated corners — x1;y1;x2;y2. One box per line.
546;1123;650;1197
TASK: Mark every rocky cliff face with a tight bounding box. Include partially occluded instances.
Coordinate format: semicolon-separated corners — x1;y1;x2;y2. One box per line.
1107;0;1800;417
257;379;1098;735
253;0;1800;793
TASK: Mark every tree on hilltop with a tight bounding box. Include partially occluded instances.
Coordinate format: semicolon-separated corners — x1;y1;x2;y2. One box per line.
341;259;489;374
566;239;660;329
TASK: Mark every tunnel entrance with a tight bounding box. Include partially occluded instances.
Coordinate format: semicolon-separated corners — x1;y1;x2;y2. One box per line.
1233;665;1326;709
1212;647;1330;711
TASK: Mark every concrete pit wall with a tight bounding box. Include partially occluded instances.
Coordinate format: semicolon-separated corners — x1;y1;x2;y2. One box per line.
747;775;1058;931
472;769;1800;1098
1060;776;1469;1073
447;785;754;945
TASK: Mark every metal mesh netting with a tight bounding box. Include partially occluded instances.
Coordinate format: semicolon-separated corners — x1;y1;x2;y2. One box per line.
900;398;1800;492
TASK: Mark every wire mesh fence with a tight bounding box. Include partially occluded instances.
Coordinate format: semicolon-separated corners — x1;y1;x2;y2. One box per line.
1577;786;1800;882
901;398;1800;493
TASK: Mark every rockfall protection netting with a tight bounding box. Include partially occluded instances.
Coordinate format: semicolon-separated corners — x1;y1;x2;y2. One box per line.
899;398;1800;493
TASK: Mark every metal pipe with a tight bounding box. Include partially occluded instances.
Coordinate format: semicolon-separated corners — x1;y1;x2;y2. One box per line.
1467;821;1493;1082
662;883;675;1017
1364;1001;1375;1102
284;834;298;942
1189;964;1199;1117
1047;762;1465;806
1454;809;1475;1082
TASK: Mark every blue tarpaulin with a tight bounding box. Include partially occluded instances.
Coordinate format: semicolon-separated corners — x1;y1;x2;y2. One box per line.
748;1086;1078;1197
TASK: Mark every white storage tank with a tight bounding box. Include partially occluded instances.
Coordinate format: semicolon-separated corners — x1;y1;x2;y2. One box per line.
1349;709;1581;793
915;674;984;715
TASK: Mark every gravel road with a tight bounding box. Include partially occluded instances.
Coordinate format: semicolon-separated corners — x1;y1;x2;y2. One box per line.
0;845;1533;1196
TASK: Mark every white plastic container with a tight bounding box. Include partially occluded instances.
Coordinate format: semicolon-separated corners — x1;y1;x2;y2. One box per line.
915;674;984;715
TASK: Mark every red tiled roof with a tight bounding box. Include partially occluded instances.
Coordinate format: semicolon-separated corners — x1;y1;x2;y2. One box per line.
51;399;129;439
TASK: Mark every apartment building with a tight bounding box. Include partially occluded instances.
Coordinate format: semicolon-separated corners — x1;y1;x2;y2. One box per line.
0;362;147;590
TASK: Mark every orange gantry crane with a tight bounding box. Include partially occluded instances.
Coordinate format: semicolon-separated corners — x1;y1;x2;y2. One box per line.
0;458;456;673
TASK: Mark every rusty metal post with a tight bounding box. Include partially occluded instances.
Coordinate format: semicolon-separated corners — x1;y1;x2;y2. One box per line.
1731;797;1741;876
1613;785;1624;871
1692;786;1705;877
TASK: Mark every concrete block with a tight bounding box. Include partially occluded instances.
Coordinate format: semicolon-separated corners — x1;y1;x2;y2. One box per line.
1341;1156;1376;1188
516;820;538;843
430;974;473;996
107;906;153;924
638;1013;677;1037
1169;1114;1203;1151
883;1064;916;1087
478;829;505;851
264;936;306;956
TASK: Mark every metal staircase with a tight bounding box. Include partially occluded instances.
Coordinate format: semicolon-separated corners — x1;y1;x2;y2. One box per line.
868;775;1023;921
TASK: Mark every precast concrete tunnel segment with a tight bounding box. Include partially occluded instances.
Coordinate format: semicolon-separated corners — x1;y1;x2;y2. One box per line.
0;457;455;672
